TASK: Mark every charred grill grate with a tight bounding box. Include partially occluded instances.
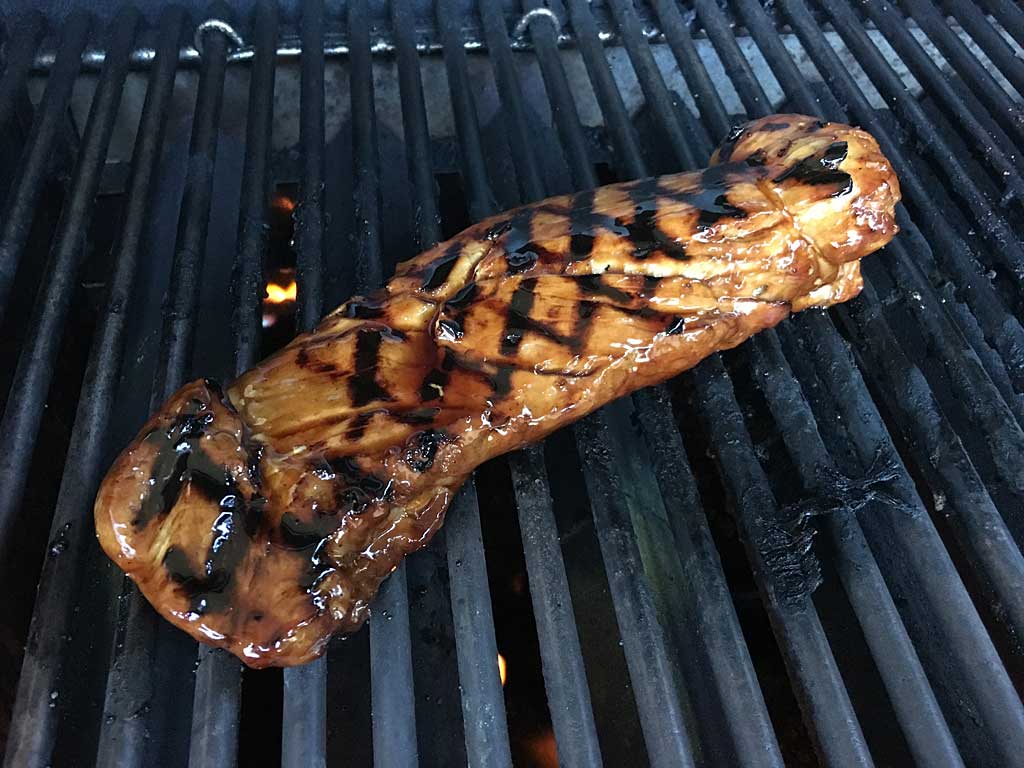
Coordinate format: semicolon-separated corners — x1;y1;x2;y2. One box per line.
2;1;1024;766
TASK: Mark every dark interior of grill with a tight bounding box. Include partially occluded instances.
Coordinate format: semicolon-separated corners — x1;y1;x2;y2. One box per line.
2;0;1024;765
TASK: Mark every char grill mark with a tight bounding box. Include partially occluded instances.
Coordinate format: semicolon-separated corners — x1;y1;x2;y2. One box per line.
576;274;633;303
501;279;538;356
567;189;598;262
716;124;746;163
501;208;562;275
620;179;688;260
419;242;463;290
773;141;852;196
573;301;598;352
134;403;225;529
689;165;751;230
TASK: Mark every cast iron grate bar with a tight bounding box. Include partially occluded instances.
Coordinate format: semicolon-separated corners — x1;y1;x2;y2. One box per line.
342;0;422;761
0;10;89;324
864;0;1024;182
600;15;872;758
0;12;43;156
948;1;1024;100
95;7;230;766
0;9;130;567
3;2;1024;766
905;0;1024;150
3;8;176;767
281;0;328;764
773;0;1024;390
387;0;471;762
710;1;1024;760
188;5;279;767
980;0;1024;49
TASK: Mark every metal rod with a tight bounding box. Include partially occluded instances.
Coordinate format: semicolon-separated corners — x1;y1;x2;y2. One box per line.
281;1;328;765
561;0;646;178
817;0;1024;275
508;447;605;768
0;12;43;136
793;309;1024;765
979;0;1024;50
749;330;965;768
292;0;326;334
3;10;174;767
834;270;1024;637
344;0;419;763
445;484;514;768
691;354;874;767
648;0;731;138
747;0;1024;391
0;10;89;323
902;0;1024;154
389;3;466;760
96;7;229;765
557;6;786;765
432;3;516;763
391;0;441;251
944;0;1024;130
231;2;278;378
519;6;779;761
692;0;770;117
436;0;497;220
631;387;786;768
604;0;698;170
350;0;387;289
478;0;546;200
521;0;597;191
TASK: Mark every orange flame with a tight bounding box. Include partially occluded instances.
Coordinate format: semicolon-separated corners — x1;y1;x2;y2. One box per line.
497;653;507;687
265;279;297;305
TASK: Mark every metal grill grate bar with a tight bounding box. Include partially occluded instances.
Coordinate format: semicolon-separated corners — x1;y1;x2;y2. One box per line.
0;9;131;565
0;11;89;323
281;0;329;764
949;3;1024;100
3;3;1024;766
346;0;421;760
597;4;872;762
188;5;279;767
96;8;230;766
3;9;181;767
820;0;1024;274
433;1;516;764
980;0;1024;48
774;0;1024;387
906;0;1024;149
751;329;965;767
0;12;43;155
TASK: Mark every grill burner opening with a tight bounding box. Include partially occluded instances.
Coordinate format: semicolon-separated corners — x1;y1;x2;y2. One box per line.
2;1;1024;766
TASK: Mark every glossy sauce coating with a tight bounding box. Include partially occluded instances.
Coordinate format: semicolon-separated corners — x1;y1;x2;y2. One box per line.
94;115;901;666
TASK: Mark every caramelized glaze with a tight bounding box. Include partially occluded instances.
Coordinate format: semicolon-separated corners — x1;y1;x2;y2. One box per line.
95;115;901;666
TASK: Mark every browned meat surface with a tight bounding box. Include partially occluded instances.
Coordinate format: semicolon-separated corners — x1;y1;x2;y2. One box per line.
94;114;901;667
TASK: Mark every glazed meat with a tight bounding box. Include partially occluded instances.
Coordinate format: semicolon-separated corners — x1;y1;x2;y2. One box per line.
95;114;900;667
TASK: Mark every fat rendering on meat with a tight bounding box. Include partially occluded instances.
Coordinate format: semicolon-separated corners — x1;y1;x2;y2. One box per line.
95;114;901;667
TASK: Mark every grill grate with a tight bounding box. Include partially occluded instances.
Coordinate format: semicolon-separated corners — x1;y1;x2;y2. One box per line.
2;1;1024;766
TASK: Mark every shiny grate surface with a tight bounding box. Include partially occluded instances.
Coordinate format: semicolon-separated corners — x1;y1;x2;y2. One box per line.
2;1;1024;766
